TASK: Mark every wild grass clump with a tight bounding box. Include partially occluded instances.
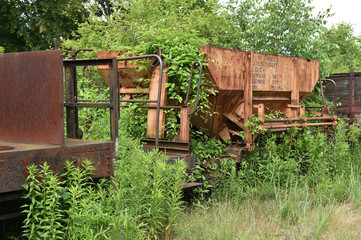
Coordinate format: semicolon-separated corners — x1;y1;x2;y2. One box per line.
173;195;361;239
21;133;186;240
172;119;361;239
212;120;361;204
109;135;186;239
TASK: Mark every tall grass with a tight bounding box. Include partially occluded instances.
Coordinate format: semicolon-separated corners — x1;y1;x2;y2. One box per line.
19;114;361;239
173;195;361;239
173;119;361;239
20;133;186;239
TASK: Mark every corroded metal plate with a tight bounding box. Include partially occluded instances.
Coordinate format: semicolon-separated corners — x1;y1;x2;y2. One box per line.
0;50;64;145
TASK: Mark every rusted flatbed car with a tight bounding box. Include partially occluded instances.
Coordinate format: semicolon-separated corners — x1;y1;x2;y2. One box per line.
0;50;118;219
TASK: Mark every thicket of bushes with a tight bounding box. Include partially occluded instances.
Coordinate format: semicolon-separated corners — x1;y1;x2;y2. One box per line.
17;118;361;239
20;133;186;240
212;120;361;206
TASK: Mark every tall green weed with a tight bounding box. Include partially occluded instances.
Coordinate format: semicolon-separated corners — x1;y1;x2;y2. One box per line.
21;134;186;239
211;120;361;205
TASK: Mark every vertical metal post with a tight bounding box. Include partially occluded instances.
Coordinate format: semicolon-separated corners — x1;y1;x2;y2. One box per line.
155;60;164;148
65;65;80;139
291;59;299;118
244;52;253;149
350;73;355;120
109;58;119;155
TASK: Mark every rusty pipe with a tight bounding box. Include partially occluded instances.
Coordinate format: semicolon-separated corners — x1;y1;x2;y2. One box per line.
264;116;336;123
63;48;93;60
262;122;337;129
321;78;337;114
82;66;92;81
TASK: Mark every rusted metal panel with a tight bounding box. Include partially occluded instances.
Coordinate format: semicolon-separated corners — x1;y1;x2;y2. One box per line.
199;46;319;94
0;139;114;193
296;58;320;100
195;46;321;140
253;52;292;91
325;72;361;120
97;51;151;87
200;46;248;90
0;50;64;145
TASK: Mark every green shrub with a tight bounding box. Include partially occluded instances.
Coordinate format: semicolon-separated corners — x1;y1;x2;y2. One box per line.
210;119;361;205
22;161;94;240
21;135;186;239
22;163;63;239
108;133;187;239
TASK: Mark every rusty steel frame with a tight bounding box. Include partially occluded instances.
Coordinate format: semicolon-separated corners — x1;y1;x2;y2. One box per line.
117;55;163;148
0;51;117;199
240;80;337;150
63;58;120;152
79;56;202;148
249;103;337;139
65;55;164;148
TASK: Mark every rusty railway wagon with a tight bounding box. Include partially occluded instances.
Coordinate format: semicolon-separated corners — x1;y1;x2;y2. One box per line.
324;72;361;122
0;50;117;220
0;46;336;220
98;46;336;154
194;46;336;151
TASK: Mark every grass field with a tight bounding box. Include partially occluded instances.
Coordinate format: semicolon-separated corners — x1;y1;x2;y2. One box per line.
174;190;361;239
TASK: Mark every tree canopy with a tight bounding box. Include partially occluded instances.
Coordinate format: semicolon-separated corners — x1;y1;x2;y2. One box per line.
0;0;88;52
316;23;361;75
2;0;361;76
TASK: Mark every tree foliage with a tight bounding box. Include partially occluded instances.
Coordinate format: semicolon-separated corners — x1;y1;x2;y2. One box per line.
316;23;361;76
64;0;230;51
0;0;88;52
226;0;331;58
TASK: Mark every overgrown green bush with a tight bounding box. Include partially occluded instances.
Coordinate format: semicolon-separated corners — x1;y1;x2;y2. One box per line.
211;120;361;205
22;160;95;240
108;134;186;239
21;134;186;239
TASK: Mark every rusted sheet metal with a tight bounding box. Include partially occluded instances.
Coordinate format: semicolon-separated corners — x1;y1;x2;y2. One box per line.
0;50;64;145
191;46;333;150
325;73;361;120
0;139;114;193
0;50;116;195
199;46;319;96
97;51;151;87
193;46;320;138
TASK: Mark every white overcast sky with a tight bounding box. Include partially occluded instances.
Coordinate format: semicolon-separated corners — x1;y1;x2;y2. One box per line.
312;0;361;35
